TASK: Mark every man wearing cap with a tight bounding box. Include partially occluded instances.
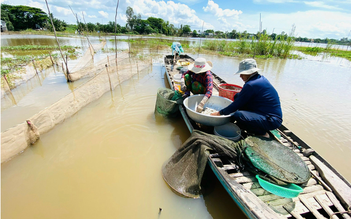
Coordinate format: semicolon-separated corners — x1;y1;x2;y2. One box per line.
211;58;282;138
181;57;214;113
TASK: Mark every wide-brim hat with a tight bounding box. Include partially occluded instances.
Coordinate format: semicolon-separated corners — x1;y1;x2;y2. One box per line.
188;57;213;74
235;58;260;75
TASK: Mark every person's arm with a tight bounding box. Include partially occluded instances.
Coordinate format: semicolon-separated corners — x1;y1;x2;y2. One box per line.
219;84;253;115
196;71;213;112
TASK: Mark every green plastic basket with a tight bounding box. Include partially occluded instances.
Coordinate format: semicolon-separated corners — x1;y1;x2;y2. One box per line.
256;175;303;198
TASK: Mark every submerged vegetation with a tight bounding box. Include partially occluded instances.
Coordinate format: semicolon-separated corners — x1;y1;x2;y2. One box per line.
294;46;351;61
1;45;79;78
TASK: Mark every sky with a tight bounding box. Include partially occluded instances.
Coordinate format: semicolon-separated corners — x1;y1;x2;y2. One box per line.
2;0;351;40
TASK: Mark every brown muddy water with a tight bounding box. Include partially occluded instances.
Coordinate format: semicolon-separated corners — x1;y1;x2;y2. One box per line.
2;35;351;219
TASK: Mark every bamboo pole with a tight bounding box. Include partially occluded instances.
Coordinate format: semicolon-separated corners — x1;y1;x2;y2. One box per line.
48;52;55;65
105;64;112;91
114;0;120;69
48;52;56;73
32;59;39;75
81;12;95;59
69;5;95;59
45;0;70;82
2;75;17;105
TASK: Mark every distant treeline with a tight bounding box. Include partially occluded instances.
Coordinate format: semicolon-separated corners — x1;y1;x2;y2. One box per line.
1;4;350;46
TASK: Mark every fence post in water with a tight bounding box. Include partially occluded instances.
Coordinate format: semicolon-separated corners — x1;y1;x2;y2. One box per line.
105;64;112;91
48;52;56;73
48;52;55;65
45;0;71;82
107;55;110;66
3;75;17;105
32;59;39;75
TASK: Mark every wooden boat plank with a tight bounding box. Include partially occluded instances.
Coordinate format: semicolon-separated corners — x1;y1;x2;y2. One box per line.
326;192;351;219
301;185;324;194
310;155;351;209
283;205;304;219
210;162;285;219
299;196;326;219
315;194;339;219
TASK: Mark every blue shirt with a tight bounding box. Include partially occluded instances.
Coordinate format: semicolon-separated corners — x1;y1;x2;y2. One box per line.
219;74;282;120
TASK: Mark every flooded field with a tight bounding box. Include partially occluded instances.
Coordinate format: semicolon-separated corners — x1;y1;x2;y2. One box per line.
1;35;351;219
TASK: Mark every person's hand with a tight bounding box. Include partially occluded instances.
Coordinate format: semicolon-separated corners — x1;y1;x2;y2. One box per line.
180;78;187;92
196;103;204;113
196;96;209;113
210;111;221;116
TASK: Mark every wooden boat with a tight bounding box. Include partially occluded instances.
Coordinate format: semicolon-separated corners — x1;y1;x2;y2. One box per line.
163;54;351;219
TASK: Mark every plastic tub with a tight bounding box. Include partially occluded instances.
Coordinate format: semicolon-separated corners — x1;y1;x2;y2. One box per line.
173;74;182;91
214;123;241;141
256;175;303;198
219;84;242;101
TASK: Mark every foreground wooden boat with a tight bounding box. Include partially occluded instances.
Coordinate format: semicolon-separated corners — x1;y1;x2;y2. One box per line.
164;54;351;219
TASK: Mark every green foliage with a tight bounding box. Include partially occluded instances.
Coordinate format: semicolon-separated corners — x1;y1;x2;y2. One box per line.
2;45;78;51
200;31;296;59
47;14;67;32
182;25;191;35
1;4;48;30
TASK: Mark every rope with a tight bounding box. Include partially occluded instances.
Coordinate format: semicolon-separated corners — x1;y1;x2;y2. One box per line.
329;206;351;219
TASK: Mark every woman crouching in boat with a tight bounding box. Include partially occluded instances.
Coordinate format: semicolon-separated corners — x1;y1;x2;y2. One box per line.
211;58;282;138
181;57;214;113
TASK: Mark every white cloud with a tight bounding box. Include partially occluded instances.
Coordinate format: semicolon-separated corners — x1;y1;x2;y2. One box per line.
253;0;296;3
88;15;97;18
241;10;351;39
54;6;72;16
304;1;341;10
202;0;242;30
124;0;213;30
203;0;242;18
98;11;109;19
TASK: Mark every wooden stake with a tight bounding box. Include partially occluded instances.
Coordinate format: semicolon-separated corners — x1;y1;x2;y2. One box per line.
3;75;17;105
45;0;70;82
49;52;55;65
32;59;39;75
65;55;70;75
105;64;112;91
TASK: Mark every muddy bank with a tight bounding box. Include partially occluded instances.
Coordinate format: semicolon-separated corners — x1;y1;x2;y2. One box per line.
1;54;151;163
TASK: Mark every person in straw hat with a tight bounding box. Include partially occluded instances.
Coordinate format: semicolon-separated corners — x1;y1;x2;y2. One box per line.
211;58;282;138
180;57;214;113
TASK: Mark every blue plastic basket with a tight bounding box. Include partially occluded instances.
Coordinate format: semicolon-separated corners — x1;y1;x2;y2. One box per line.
256;175;303;198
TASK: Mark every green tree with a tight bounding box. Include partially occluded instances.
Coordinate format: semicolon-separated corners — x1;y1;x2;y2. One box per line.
192;30;198;37
182;25;191;35
0;6;15;30
1;4;48;30
86;22;96;32
46;14;67;31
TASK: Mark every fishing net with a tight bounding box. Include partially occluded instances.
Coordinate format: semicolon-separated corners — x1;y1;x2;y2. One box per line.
162;130;244;198
162;131;310;199
243;136;311;185
154;88;183;117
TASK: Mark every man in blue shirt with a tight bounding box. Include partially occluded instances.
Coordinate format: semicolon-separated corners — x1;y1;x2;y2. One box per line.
211;59;282;137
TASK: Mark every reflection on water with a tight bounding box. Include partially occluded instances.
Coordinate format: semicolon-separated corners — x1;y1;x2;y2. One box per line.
1;63;245;219
2;35;351;219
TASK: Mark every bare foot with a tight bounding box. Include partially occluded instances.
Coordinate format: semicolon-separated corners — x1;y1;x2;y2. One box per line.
259;132;270;138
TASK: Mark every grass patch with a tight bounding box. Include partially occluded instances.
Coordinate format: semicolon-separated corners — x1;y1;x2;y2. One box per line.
294;46;351;61
198;32;296;59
